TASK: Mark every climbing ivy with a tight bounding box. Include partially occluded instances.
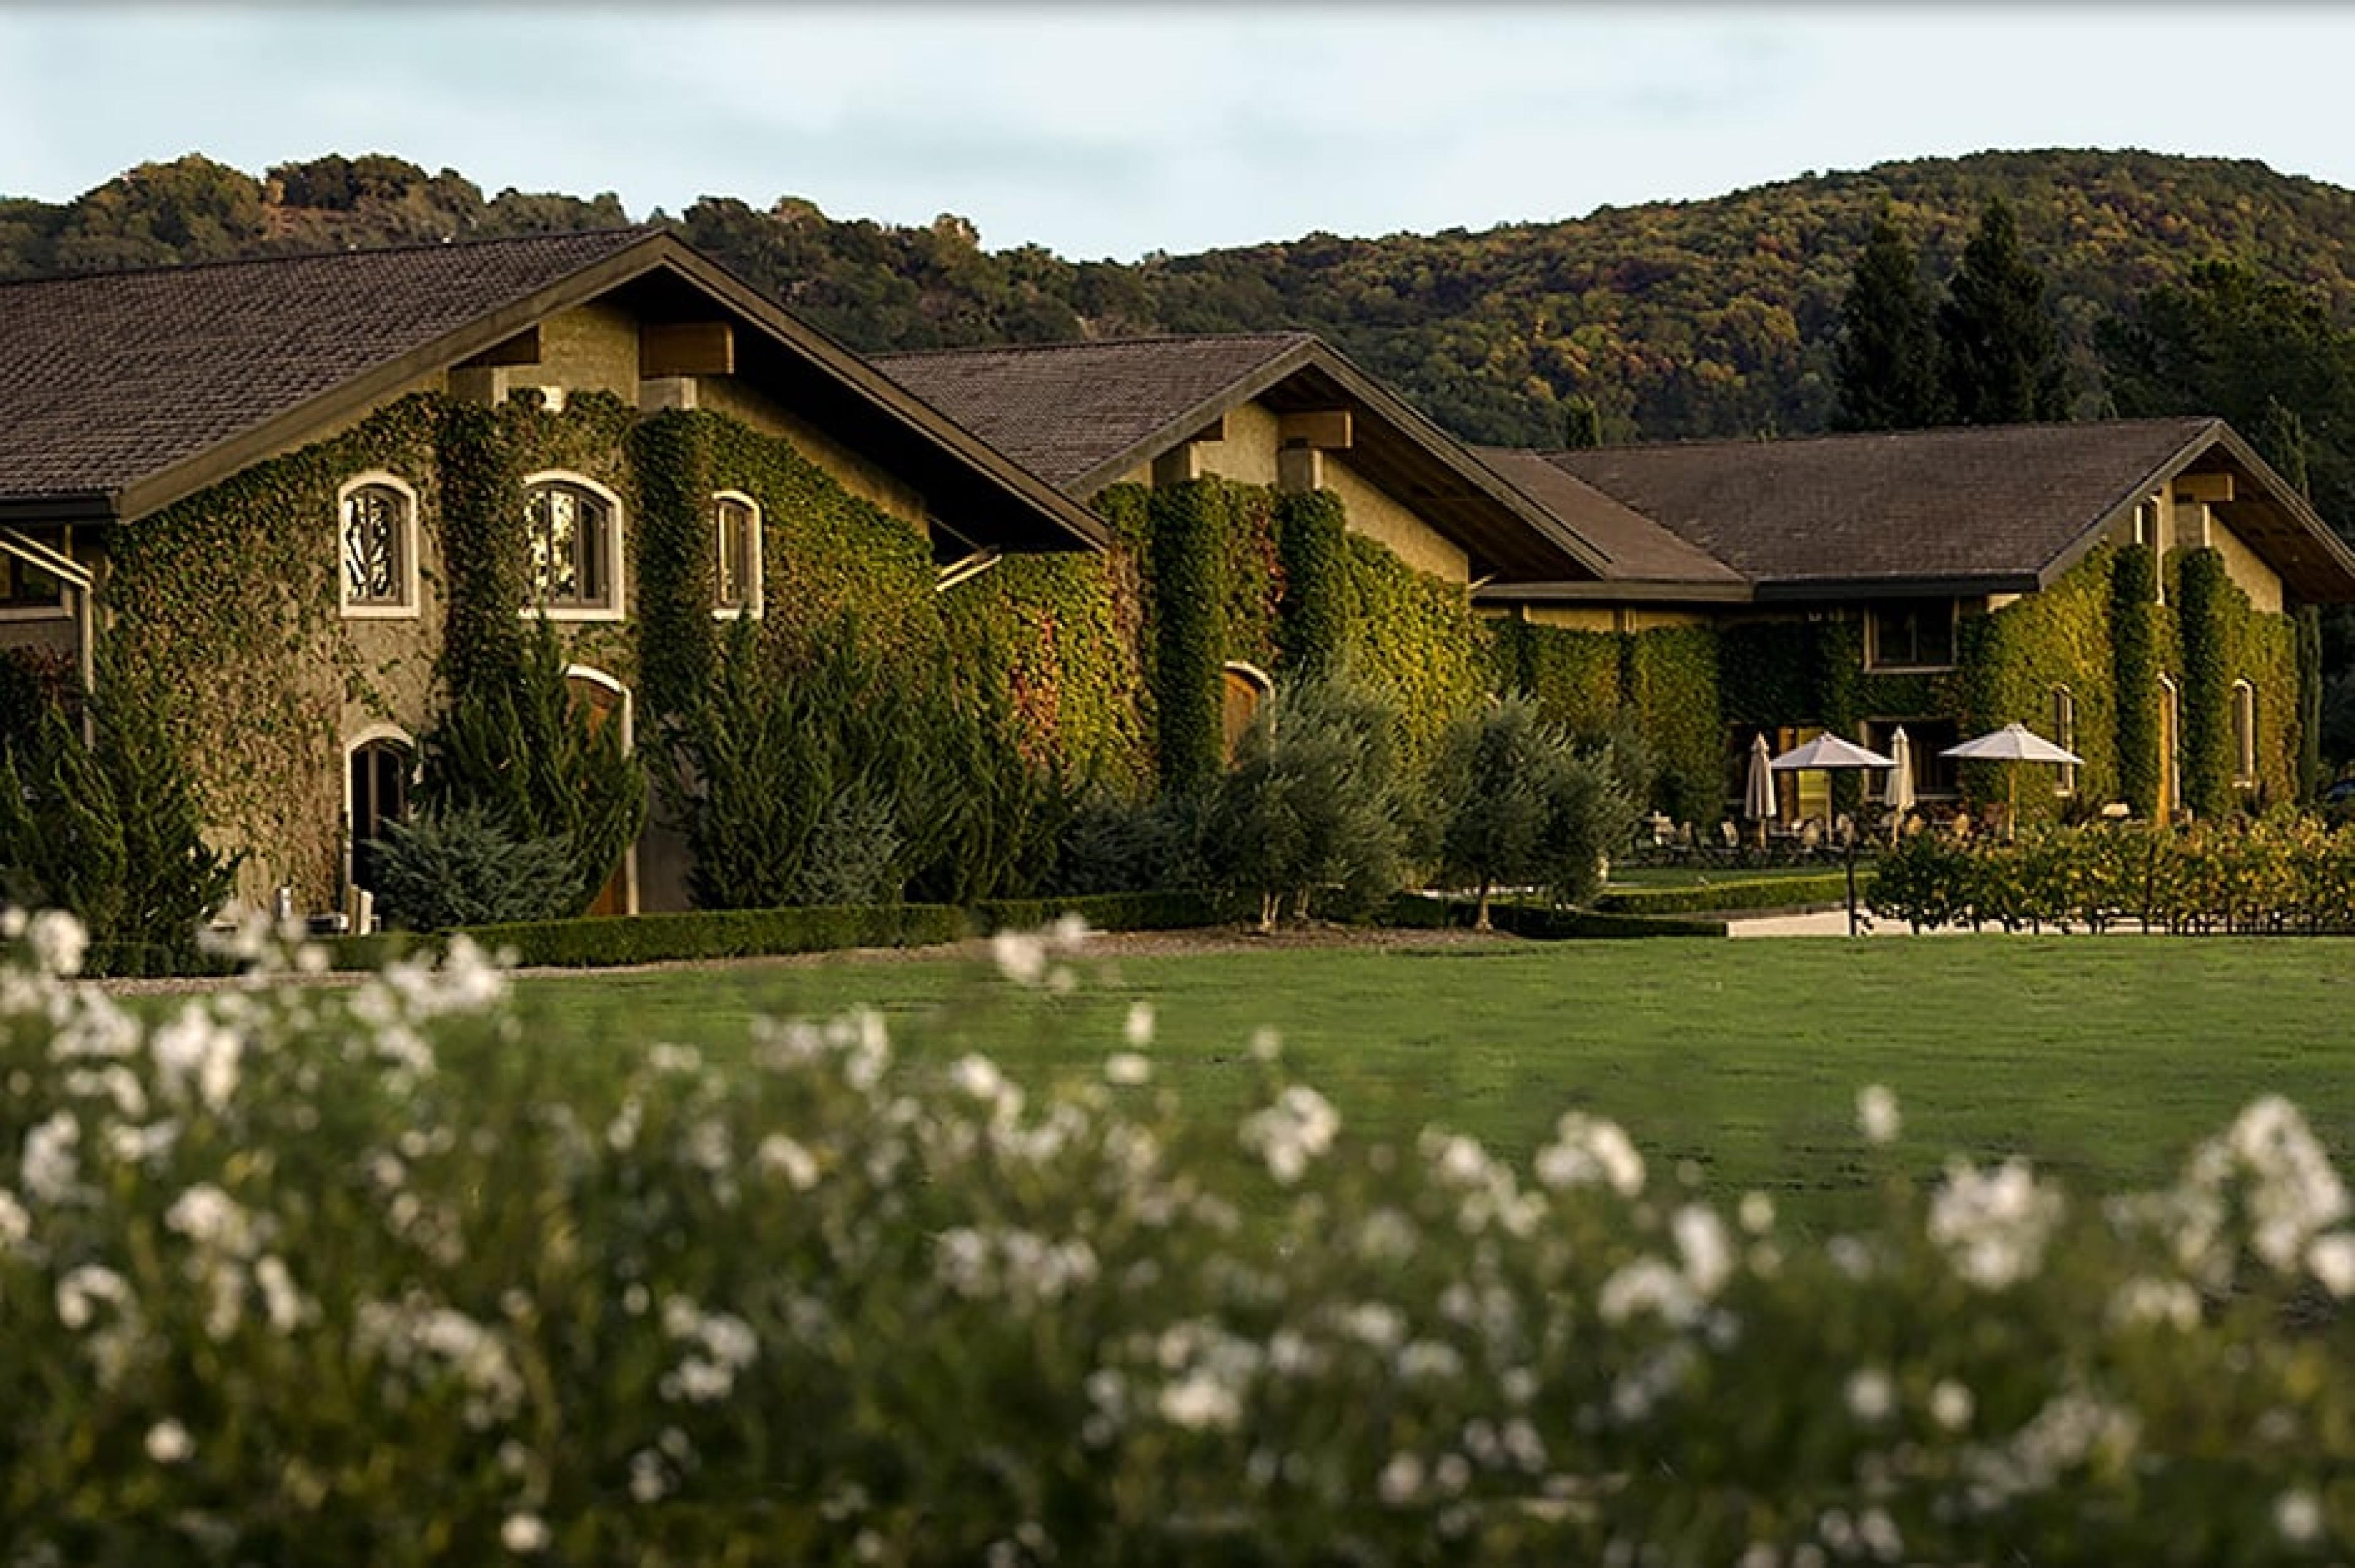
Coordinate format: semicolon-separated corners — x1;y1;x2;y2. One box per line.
2111;545;2162;816
2177;548;2235;819
1274;488;1350;684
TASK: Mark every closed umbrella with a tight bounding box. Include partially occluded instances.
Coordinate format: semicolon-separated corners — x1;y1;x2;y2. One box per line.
1742;732;1775;845
1940;723;2083;838
1769;733;1896;937
1885;727;1916;817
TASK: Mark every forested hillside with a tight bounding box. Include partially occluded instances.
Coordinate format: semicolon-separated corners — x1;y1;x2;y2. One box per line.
10;148;2355;448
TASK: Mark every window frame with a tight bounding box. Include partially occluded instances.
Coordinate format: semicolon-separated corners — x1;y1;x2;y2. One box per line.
2232;679;2257;788
520;472;626;622
1863;599;1959;673
339;472;422;621
710;489;764;619
2051;686;2077;797
342;723;418;895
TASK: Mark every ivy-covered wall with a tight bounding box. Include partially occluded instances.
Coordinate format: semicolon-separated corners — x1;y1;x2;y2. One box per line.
1956;545;2121;824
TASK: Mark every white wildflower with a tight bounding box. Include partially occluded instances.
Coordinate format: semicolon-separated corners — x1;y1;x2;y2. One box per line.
1844;1366;1894;1425
21;1110;78;1203
990;930;1046;985
756;1134;821;1191
144;1419;194;1464
648;1042;701;1075
255;1255;305;1333
1248;1026;1282;1063
1598;1258;1698;1327
2276;1488;2324;1546
1397;1339;1465;1382
1672;1203;1734;1297
950;1053;1011;1104
1104;1052;1152;1085
1930;1379;1975;1432
500;1512;550;1554
1534;1112;1645;1197
1377;1450;1425;1507
1928;1157;2062;1291
1738;1190;1776;1234
1239;1084;1339;1186
1158;1370;1243;1432
629;1449;670;1503
1856;1507;1903;1562
1338;1301;1406;1350
1856;1085;1901;1146
166;1184;258;1256
56;1263;133;1331
26;909;86;977
2308;1232;2355;1296
1124;1001;1155;1048
2107;1275;2202;1333
0;1187;26;1251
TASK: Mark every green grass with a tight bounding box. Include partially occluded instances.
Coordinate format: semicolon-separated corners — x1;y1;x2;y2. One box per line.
505;935;2355;1230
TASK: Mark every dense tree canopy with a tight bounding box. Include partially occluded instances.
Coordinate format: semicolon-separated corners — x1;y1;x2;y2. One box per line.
1937;199;2070;425
1831;217;1947;431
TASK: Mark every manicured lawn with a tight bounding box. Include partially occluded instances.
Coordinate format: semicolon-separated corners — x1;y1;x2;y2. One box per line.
508;934;2355;1230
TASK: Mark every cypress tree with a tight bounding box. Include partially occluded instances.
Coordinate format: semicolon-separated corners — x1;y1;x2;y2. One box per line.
1831;217;1947;430
1937;199;2069;424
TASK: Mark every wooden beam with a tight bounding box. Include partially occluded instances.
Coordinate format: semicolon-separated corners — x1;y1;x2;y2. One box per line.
641;322;736;379
2174;472;2235;503
1279;408;1353;451
456;327;542;369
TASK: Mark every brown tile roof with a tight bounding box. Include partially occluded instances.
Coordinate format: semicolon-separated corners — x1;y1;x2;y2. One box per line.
1476;447;1743;591
0;228;658;506
876;334;1313;490
1546;418;2225;591
880;334;1610;581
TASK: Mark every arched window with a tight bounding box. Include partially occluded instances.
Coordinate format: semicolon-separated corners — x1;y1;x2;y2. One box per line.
344;728;415;893
340;473;419;616
2050;686;2077;797
2159;674;2181;819
712;491;762;616
1221;663;1273;763
523;473;624;619
2233;679;2257;787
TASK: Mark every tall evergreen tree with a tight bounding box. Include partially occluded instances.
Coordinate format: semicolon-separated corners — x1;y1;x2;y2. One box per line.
1831;217;1947;430
1937;199;2069;424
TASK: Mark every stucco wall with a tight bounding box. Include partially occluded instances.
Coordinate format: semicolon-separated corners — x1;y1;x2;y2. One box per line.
694;374;930;534
1321;449;1469;583
2209;513;2285;614
529;304;642;402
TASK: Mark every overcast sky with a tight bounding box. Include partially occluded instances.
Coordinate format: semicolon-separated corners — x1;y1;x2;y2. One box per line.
5;5;2354;261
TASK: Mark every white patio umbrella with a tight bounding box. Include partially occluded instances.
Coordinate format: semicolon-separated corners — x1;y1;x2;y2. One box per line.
1940;722;2083;838
1741;733;1775;845
1769;733;1896;936
1885;727;1917;816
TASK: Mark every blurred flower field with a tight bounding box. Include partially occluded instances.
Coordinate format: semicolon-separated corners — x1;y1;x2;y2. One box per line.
6;913;2355;1563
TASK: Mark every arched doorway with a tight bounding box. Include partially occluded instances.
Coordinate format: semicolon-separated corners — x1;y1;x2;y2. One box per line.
564;665;638;917
344;728;415;896
1221;663;1273;763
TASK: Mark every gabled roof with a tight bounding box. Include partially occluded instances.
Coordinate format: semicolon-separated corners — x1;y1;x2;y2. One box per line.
1488;417;2355;605
1474;447;1746;601
878;334;1610;583
0;229;1108;552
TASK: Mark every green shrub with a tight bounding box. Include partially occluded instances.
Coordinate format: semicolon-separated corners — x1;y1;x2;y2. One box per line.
367;806;578;931
418;618;648;914
1433;697;1637;927
1591;871;1865;917
0;704;124;939
94;672;239;952
1210;679;1416;927
1050;786;1211;897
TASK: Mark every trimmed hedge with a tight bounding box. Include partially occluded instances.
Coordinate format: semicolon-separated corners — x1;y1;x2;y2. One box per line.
329;891;1227;971
82;941;242;981
1384;892;1725;939
1592;870;1868;917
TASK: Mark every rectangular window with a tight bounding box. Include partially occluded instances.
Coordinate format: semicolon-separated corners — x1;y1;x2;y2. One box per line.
714;495;759;614
2234;682;2257;787
1864;717;1961;800
2052;688;2077;797
527;483;611;611
0;553;61;609
1865;601;1957;671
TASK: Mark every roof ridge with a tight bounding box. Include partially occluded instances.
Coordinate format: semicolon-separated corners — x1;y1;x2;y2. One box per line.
0;223;664;293
1536;414;2221;460
874;329;1316;361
